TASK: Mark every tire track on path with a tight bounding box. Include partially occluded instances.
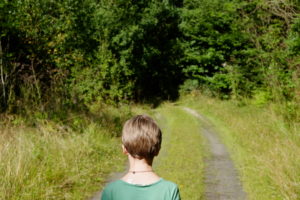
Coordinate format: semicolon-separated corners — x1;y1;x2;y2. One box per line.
183;107;247;200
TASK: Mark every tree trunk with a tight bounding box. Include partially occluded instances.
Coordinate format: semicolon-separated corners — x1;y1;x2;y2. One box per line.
0;39;6;111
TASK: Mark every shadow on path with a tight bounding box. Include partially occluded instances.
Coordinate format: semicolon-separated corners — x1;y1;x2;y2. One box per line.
183;107;247;200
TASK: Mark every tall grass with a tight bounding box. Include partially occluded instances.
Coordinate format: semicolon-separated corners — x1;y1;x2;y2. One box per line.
0;105;129;200
181;94;300;200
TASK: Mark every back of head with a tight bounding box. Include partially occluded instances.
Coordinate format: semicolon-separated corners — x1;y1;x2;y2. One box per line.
122;115;162;162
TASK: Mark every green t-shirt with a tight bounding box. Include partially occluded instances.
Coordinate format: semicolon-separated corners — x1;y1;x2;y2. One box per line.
101;178;180;200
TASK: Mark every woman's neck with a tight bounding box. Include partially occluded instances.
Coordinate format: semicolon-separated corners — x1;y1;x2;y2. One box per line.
128;155;153;172
121;155;160;185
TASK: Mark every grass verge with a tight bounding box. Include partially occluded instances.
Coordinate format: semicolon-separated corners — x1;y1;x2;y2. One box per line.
0;105;129;200
153;104;206;200
181;94;300;200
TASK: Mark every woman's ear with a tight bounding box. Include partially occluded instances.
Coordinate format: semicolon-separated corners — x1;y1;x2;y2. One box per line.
122;145;128;155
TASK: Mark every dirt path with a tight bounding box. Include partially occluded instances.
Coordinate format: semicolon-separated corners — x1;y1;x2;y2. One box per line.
183;107;247;200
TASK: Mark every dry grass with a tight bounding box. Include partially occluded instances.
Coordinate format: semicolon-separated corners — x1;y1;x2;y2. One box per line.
0;109;127;200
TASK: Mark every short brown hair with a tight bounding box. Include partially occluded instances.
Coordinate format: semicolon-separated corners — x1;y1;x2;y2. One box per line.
122;115;162;161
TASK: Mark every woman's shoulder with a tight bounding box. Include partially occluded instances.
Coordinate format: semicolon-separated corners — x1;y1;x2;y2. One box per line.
157;179;181;199
159;179;178;187
102;179;180;200
103;180;124;190
101;180;124;199
104;178;177;189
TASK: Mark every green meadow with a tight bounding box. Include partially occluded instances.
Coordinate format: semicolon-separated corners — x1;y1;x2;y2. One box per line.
1;96;299;199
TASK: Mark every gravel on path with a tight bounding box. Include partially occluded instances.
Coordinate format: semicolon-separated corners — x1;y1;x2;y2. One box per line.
183;107;247;200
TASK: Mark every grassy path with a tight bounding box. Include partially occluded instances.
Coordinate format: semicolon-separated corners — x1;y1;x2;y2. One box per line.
93;103;247;200
154;105;206;199
153;104;246;199
90;104;206;200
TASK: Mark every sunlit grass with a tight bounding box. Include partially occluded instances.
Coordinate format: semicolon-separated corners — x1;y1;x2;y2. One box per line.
2;95;298;200
181;94;300;200
153;104;206;200
0;108;127;200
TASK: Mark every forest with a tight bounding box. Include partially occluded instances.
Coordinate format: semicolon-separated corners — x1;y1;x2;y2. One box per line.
0;0;300;199
1;0;299;119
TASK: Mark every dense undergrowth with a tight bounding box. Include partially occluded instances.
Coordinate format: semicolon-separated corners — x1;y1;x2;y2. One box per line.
181;93;300;200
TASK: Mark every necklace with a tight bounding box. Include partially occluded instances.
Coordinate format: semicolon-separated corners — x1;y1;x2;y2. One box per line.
129;170;153;174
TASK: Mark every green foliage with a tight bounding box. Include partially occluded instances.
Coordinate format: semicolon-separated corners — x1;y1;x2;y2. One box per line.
179;79;200;95
0;0;183;113
288;16;300;54
99;0;183;101
1;0;299;123
68;44;134;105
251;89;272;106
180;0;300;105
180;0;252;94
